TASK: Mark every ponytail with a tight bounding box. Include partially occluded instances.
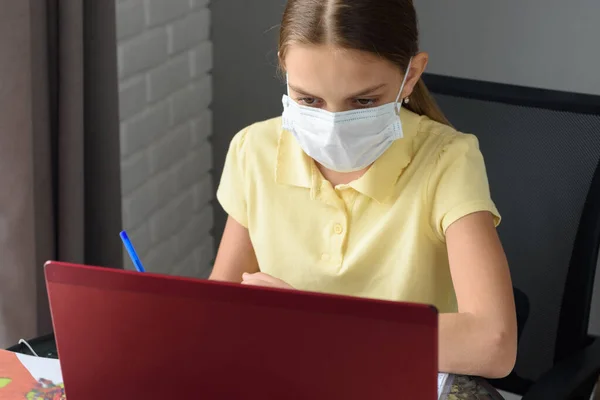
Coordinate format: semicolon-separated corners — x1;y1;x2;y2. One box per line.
405;79;452;127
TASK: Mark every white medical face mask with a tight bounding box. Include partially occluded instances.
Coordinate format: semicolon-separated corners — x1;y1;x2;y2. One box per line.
282;59;413;173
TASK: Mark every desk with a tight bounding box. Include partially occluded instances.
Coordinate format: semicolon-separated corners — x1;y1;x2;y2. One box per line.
7;335;505;399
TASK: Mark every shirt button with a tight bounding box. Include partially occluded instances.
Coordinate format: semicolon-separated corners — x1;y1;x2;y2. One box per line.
321;253;330;261
334;224;343;234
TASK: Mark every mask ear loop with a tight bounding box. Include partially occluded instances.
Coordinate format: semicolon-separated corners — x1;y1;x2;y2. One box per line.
395;57;413;114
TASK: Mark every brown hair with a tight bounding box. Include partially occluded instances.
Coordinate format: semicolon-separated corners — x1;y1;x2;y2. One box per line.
278;0;450;126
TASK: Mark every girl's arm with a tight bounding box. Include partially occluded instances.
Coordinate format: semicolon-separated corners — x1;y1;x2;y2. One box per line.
209;216;259;282
439;211;517;378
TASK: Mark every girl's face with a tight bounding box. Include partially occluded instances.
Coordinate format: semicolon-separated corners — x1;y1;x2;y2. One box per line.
284;44;427;113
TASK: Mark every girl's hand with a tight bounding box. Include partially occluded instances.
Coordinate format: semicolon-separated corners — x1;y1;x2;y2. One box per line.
241;272;294;290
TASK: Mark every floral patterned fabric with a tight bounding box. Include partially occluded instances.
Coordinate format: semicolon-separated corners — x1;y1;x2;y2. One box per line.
448;376;504;400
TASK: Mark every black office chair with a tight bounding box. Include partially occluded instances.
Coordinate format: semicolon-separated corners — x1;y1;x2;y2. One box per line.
425;74;600;400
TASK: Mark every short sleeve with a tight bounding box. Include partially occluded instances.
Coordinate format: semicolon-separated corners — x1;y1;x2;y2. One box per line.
216;128;249;228
428;133;501;240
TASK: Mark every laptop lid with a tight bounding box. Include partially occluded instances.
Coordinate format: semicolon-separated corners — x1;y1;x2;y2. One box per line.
45;261;438;399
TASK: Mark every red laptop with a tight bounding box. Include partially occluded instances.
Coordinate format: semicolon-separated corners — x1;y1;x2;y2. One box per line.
45;261;439;399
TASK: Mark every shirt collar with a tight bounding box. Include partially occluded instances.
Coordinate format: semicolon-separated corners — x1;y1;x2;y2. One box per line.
275;108;422;203
274;122;314;189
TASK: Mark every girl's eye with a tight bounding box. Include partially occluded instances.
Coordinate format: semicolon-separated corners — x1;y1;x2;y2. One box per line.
355;98;376;107
298;97;320;106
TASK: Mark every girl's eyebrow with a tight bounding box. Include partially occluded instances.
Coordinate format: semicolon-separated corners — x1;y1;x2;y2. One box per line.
288;83;387;98
288;84;315;97
348;83;387;98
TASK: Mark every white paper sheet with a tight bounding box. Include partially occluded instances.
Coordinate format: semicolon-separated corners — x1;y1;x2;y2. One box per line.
15;353;63;383
438;373;454;399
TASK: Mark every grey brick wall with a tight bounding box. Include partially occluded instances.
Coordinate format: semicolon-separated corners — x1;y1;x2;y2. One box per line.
116;0;214;277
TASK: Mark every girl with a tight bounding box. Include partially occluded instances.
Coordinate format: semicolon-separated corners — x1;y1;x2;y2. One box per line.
210;0;517;379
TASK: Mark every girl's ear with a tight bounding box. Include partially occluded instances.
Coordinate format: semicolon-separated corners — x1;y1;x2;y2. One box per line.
401;52;429;99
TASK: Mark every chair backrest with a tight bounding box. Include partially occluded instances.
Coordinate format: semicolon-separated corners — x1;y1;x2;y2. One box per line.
424;74;600;390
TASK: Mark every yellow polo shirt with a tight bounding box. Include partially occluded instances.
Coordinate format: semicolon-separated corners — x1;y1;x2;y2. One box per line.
217;108;500;313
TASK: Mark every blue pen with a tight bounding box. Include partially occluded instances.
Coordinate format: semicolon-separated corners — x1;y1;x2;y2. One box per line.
120;230;146;272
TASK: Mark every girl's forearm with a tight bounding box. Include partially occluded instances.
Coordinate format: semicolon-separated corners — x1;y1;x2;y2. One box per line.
438;312;517;378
